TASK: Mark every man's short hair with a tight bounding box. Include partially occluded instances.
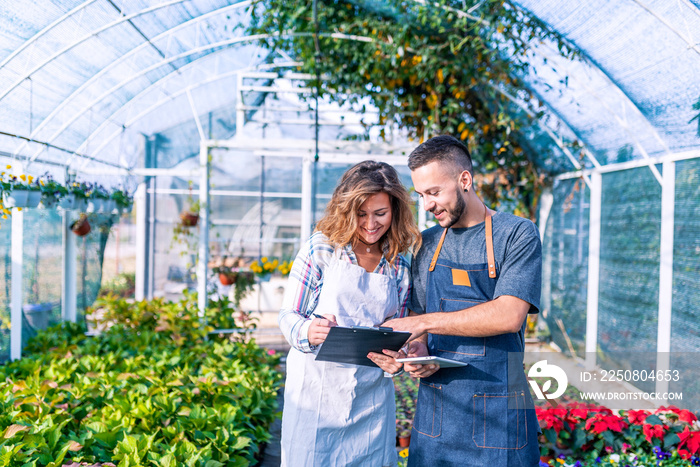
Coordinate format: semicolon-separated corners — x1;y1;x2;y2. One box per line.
407;135;473;176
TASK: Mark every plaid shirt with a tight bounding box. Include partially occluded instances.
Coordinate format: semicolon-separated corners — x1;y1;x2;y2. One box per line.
279;231;412;352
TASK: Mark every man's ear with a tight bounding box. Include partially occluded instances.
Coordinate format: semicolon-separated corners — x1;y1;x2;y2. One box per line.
459;170;473;193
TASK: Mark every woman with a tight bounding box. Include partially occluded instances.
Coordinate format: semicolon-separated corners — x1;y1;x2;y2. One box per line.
278;160;421;467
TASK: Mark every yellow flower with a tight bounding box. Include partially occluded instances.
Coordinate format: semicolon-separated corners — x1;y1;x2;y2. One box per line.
17;207;22;211
261;257;268;263
19;174;26;181
28;175;34;183
5;165;10;169
2;215;6;219
399;448;409;458
40;180;45;186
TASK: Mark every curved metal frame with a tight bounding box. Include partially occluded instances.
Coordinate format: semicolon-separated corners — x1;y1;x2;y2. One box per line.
27;31;371;164
16;1;252;162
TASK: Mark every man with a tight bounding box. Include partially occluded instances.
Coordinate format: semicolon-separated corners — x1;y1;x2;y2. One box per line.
384;135;542;466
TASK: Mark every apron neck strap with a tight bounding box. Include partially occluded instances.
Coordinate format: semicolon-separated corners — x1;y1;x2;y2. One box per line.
485;209;496;278
427;205;497;278
428;228;448;272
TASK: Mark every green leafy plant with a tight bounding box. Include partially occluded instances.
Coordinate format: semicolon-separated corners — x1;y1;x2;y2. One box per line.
97;272;135;299
394;372;419;439
38;173;69;207
2;294;282;466
109;188;133;212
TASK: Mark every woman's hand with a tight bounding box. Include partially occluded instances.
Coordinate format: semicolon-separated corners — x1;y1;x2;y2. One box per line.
367;348;405;375
308;314;337;346
403;340;439;379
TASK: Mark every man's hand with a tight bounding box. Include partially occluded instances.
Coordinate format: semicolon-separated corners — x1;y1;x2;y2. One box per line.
308;314;337;346
382;315;428;341
403;340;439;379
367;348;405;374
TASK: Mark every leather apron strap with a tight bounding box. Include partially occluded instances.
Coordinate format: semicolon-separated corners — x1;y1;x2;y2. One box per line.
427;205;496;277
428;228;448;272
485;210;496;278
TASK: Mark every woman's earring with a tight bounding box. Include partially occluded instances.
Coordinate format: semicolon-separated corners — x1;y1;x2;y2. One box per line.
463;188;469;193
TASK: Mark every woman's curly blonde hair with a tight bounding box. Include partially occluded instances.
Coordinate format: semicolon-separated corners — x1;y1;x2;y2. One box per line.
315;160;421;265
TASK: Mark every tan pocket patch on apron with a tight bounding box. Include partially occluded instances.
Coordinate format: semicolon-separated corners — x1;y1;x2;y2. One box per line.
451;268;471;287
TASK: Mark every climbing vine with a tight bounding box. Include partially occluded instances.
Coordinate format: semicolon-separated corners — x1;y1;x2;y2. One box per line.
246;0;581;219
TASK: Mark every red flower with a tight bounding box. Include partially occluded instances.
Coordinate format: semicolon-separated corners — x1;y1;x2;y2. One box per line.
678;426;700;456
677;448;692;460
679;409;698;424
656;405;682;414
537;407;565;433
643;423;668;443
585;413;628;434
627;409;649;425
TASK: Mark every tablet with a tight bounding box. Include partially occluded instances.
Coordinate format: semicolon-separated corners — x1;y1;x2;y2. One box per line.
396;356;468;368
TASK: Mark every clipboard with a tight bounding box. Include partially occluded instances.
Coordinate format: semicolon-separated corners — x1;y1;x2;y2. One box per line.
315;326;411;368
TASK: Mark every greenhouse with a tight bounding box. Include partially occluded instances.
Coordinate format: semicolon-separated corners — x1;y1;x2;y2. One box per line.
1;0;699;465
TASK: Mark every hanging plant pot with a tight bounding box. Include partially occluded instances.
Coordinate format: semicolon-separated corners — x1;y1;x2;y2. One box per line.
71;215;91;236
39;193;59;209
2;189;40;208
87;198;105;213
180;211;199;227
219;272;236;286
58;193;76;210
27;190;41;207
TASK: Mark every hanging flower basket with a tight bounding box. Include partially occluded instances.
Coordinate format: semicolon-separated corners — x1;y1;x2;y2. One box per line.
71;215;91;236
219;272;236;286
87;198;106;213
3;189;40;208
39;194;58;209
58;193;76;210
179;211;199;227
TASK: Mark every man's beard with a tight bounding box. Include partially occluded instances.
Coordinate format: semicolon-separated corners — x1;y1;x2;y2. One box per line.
441;193;465;228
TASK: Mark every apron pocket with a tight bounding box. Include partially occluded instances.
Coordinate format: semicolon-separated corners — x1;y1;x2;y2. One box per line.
472;391;528;449
413;382;442;438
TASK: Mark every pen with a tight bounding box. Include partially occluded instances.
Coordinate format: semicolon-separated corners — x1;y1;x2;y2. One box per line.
311;313;325;320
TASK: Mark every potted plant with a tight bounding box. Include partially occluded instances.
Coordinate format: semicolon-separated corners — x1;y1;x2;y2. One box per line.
71;213;91;236
86;182;110;213
180;198;201;227
1;167;41;208
66;181;90;211
110;188;133;214
38;174;68;209
397;420;412;447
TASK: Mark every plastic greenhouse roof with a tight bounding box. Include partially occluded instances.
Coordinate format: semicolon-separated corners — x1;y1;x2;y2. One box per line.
0;0;699;183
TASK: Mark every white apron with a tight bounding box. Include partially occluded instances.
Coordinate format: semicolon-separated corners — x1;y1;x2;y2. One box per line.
281;249;399;467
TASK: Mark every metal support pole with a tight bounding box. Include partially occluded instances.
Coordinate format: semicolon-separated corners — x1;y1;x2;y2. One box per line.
539;189;554;322
585;172;602;370
10;206;23;360
656;161;675;394
197;140;210;321
134;182;147;301
61;211;77;322
300;156;313;242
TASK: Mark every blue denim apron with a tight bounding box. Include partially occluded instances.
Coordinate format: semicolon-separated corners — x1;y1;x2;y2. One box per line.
408;211;540;466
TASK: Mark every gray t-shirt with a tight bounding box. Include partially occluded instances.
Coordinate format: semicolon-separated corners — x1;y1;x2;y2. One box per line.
409;211;542;314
